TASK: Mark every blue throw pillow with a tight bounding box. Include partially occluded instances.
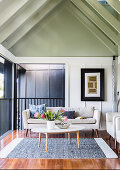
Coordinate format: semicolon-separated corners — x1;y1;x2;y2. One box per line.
29;104;46;118
36;104;46;114
29;104;37;118
64;111;75;119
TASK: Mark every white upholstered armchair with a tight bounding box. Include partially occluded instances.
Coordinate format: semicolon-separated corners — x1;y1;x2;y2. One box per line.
106;112;120;148
115;117;120;154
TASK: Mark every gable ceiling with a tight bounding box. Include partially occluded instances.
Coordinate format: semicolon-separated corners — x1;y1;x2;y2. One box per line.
0;0;119;57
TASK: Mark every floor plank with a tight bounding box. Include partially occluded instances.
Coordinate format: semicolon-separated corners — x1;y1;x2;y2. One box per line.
0;130;120;169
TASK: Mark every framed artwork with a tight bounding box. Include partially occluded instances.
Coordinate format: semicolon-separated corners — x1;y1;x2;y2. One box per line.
81;68;104;101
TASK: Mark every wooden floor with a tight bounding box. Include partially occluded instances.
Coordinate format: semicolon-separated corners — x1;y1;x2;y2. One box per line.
0;130;120;169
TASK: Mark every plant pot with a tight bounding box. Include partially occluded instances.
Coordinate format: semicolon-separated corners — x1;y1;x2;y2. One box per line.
47;121;55;130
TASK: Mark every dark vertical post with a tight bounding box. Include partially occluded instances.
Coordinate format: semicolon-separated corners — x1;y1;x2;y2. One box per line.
4;60;12;131
20;99;22;130
14;64;17;130
63;69;65;107
18;98;19;130
25;98;26;110
112;56;116;112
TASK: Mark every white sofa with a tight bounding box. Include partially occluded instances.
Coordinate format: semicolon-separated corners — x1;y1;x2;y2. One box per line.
22;107;101;136
106;112;120;148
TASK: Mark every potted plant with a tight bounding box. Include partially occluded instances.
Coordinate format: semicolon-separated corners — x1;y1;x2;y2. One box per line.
34;109;66;129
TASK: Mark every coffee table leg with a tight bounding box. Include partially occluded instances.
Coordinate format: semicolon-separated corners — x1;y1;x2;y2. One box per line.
38;133;41;147
68;133;70;144
46;133;48;152
77;131;80;148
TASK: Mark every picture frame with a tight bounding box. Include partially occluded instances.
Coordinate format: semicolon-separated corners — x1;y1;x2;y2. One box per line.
81;68;104;101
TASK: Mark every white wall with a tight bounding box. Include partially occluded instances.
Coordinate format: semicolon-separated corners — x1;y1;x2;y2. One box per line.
16;56;114;129
68;57;113;130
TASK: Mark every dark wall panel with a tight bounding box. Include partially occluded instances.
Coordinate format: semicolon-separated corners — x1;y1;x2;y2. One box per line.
18;66;65;105
18;71;26;98
26;71;35;98
50;70;65;98
0;99;12;136
0;63;4;74
4;60;12;98
25;69;65;99
36;70;49;98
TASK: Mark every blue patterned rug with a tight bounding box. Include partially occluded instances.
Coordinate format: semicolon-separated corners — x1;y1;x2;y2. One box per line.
0;138;118;159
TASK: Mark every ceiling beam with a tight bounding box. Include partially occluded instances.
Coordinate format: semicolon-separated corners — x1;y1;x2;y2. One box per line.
85;0;120;33
66;3;117;55
0;0;49;44
106;0;120;15
0;44;15;63
71;0;120;46
2;0;63;49
0;0;29;29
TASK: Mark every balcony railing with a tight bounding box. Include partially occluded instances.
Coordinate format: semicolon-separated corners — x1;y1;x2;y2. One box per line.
17;98;65;130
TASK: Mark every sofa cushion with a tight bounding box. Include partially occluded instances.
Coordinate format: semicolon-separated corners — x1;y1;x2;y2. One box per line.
27;119;47;124
27;119;62;124
27;118;96;124
46;107;94;118
64;111;75;119
37;104;46;114
71;107;94;118
29;104;46;118
29;104;36;118
69;118;96;124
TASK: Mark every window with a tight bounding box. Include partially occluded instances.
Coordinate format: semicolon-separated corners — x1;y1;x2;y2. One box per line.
98;0;108;4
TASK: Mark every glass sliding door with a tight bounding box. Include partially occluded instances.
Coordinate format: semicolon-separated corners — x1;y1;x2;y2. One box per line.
0;56;12;136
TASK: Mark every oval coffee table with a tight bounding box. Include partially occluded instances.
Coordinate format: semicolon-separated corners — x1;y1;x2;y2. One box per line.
31;125;84;152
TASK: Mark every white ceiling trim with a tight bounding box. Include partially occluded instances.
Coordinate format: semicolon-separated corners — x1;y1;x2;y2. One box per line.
0;0;49;44
67;2;117;55
71;0;120;46
15;56;114;64
2;0;63;50
86;0;120;33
